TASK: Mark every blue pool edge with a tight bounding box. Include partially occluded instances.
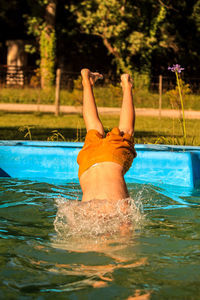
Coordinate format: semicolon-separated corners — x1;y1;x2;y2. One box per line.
0;140;200;189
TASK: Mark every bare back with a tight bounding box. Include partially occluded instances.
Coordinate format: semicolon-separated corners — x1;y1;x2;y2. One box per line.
79;162;129;202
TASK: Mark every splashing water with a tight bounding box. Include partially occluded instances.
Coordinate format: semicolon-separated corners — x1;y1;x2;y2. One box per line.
53;197;144;241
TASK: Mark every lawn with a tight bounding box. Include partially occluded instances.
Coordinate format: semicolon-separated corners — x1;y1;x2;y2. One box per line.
0;112;200;146
1;86;200;110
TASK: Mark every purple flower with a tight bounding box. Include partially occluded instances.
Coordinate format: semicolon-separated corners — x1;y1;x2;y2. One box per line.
168;64;184;73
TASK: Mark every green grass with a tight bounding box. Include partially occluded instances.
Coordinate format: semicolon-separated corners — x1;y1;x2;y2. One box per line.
1;86;200;110
0;112;200;145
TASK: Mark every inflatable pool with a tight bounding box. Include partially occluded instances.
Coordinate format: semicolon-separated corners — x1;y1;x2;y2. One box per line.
0;140;200;188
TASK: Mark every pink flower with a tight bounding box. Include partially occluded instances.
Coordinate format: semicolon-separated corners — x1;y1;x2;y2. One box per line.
168;64;184;73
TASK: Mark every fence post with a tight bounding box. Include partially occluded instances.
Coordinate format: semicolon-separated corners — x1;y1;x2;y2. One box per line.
55;68;61;116
159;75;162;119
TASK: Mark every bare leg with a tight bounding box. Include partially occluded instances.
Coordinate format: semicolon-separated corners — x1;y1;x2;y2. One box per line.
81;68;104;136
119;74;135;136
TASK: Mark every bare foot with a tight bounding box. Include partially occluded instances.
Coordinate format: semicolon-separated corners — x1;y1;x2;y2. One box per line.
120;74;133;90
81;68;103;86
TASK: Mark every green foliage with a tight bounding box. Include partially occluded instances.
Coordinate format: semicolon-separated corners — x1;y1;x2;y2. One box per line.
153;135;197;146
94;84;122;107
154;136;182;146
25;44;37;54
24;1;57;89
2;0;200;82
0;88;55;104
167;69;189;145
133;72;150;90
166;79;191;110
18;125;35;140
70;1;167;75
193;0;200;33
24;15;44;37
70;0;131;73
73;76;82;90
47;130;66;141
74;119;83;142
40;28;56;88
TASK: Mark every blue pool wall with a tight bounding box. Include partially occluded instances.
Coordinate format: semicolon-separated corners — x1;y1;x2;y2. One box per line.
0;140;200;188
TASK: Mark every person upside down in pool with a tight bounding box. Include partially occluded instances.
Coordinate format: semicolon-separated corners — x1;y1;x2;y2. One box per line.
77;69;137;203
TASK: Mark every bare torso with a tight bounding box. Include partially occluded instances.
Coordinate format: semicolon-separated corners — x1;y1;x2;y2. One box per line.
79;162;129;202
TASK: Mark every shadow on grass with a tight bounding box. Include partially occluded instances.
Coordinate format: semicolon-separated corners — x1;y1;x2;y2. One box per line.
0;126;176;143
0;127;86;141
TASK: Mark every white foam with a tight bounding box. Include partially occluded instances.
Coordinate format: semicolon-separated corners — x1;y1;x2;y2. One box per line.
53;197;144;240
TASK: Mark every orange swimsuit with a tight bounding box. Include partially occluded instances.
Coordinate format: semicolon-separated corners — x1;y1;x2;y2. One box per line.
77;127;137;179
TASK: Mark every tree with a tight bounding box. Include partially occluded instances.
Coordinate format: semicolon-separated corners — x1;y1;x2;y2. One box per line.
40;0;56;89
70;0;167;77
193;0;200;30
156;0;200;77
25;0;56;89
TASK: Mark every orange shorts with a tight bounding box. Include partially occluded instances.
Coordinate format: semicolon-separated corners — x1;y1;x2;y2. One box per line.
77;127;137;178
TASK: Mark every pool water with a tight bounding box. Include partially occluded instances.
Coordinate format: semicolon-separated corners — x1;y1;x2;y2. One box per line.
0;178;200;300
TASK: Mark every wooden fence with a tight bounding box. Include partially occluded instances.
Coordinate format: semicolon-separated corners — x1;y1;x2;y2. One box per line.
0;65;200;116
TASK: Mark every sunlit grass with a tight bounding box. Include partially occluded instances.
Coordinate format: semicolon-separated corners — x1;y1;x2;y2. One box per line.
0;112;199;145
0;86;200;110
